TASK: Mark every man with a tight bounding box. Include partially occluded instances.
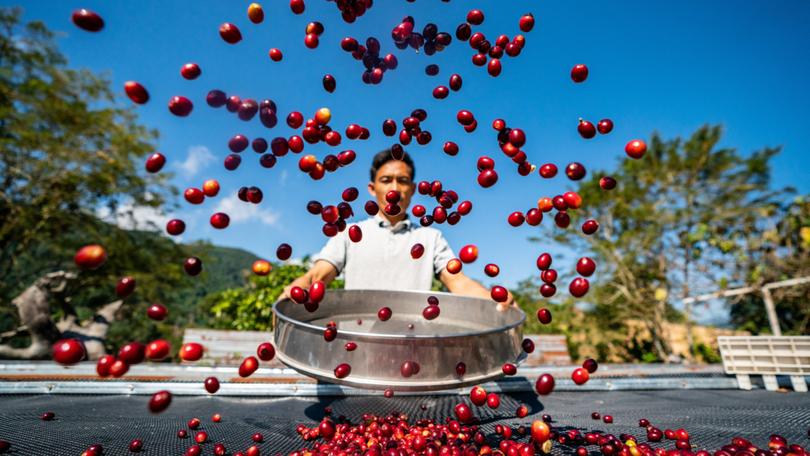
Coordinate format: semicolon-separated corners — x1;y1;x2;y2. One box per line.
283;149;514;310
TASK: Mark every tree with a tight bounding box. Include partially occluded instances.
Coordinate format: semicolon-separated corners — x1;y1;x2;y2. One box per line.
201;261;344;331
0;8;182;358
0;8;174;295
729;196;810;334
548;125;787;361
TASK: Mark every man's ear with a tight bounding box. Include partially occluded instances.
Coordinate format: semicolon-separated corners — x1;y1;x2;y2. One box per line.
367;181;376;197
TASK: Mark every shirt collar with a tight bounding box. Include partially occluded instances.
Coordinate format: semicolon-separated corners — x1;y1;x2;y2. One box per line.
374;214;412;233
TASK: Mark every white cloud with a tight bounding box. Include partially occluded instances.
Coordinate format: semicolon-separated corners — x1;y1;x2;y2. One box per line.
96;198;170;232
176;145;216;178
213;195;281;227
279;169;289;187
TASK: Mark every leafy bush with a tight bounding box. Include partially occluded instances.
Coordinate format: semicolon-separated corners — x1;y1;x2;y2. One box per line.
201;263;343;331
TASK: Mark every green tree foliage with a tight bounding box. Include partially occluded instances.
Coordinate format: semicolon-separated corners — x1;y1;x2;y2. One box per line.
547;125;787;360
200;261;344;331
0;7;174;300
730;196;810;334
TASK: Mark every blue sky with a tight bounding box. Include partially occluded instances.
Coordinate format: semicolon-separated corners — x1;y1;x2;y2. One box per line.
11;1;810;323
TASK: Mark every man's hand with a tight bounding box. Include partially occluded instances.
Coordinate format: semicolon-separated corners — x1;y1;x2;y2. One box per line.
279;260;339;302
280;275;313;301
495;289;518;313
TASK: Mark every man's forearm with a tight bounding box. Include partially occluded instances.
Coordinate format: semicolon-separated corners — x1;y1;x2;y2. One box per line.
441;270;490;299
307;260;339;284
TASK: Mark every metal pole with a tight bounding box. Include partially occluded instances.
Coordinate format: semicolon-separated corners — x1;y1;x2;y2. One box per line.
761;288;782;336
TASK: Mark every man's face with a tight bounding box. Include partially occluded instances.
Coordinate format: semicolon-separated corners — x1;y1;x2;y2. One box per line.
368;160;415;219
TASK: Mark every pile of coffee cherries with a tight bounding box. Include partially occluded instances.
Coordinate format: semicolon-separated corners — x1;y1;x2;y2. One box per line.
284;412;810;456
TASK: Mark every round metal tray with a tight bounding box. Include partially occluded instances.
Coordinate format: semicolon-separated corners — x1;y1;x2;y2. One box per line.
273;289;526;391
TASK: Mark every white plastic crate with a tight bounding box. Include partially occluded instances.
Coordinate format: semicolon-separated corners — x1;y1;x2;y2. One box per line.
717;336;810;392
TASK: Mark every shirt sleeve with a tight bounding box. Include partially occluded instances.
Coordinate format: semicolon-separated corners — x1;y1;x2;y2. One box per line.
432;230;456;276
312;231;348;273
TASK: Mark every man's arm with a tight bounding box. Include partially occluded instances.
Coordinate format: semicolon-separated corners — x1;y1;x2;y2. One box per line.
439;268;516;311
280;260;339;300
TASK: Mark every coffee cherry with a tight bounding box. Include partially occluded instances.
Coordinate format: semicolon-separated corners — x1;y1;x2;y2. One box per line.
571;64;588;83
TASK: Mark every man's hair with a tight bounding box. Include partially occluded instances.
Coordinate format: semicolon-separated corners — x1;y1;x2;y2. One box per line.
369;149;415;182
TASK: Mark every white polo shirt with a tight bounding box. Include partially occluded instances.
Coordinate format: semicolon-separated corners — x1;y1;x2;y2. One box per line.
312;215;456;291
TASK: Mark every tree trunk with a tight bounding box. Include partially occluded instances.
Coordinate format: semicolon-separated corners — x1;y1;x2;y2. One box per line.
0;270;120;360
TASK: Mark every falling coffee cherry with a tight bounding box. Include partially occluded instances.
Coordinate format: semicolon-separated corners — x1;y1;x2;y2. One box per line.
322;74;336;93
124;81;149;104
535;373;555;395
180;63;201;80
467;9;485;25
459;244;478;263
484;263;500;277
486;392;501;409
184;257;203;276
309;281;326;304
289;286;308;304
148;390;172;413
168;96;193;117
625;139;647;159
252;260;271;276
116;276;136;298
166;219;185;236
578;119;596;139
490;285;509;302
145;152;165;173
422;304;440;320
334;363;351;379
71;9;104;32
276;243;292;261
570;64;588;83
537;308;552;324
256;342;275;361
219;23;242;44
600;176;617;190
147;303;167;321
519;13;535;32
247;3;264;23
239;356;259;377
454;403;473;424
209;212;230;229
268;48;283;62
52;339;86;365
348;225;362;242
145;340;170;361
445;363;463;381
582;219;600;235
378;307;392;321
571;367;589;385
74;244;107;270
96;355;114;377
565;162;587;180
576;257;596;276
569;277;590;297
180;343;204;362
597;119;614;134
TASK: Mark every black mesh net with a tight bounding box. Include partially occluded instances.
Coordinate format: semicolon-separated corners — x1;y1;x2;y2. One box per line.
0;390;808;455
